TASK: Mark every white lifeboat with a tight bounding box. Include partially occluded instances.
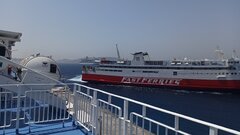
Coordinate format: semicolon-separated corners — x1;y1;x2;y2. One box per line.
20;55;61;81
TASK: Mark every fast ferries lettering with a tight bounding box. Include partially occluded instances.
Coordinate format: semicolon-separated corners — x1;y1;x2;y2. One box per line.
121;77;181;86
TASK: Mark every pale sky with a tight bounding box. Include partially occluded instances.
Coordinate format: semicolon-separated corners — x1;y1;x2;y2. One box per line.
1;0;240;60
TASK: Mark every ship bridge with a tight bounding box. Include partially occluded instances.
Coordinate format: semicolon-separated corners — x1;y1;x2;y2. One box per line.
0;30;22;59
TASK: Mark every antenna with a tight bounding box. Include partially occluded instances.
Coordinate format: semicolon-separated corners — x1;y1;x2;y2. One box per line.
232;49;238;58
116;44;121;59
215;46;224;60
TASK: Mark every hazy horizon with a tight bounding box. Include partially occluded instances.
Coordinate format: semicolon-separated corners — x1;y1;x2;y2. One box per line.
1;0;240;60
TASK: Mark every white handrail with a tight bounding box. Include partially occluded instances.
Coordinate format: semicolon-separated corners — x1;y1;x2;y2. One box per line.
0;83;239;135
74;83;240;135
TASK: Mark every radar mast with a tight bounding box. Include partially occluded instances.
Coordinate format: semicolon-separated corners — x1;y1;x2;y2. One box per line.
116;44;121;60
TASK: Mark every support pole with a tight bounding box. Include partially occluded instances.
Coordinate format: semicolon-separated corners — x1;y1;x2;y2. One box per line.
123;100;128;135
72;84;77;127
16;85;21;134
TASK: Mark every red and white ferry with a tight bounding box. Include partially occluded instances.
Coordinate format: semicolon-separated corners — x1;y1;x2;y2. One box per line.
82;51;240;91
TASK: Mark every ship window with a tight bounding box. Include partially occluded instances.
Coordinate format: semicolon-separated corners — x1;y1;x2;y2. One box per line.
0;46;6;57
50;64;57;73
103;69;122;72
173;71;177;76
143;71;159;73
0;62;2;67
229;67;236;70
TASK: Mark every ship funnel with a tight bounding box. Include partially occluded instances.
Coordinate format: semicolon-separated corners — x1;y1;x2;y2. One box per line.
131;52;147;65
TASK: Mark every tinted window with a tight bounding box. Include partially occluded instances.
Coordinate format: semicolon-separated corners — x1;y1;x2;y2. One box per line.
50;64;57;73
0;46;6;56
173;71;177;75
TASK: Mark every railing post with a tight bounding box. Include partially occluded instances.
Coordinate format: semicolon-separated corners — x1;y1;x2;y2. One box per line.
130;113;133;135
92;90;98;134
87;88;90;95
123;100;128;135
142;106;146;135
209;127;218;135
174;116;179;135
108;95;111;104
15;85;22;134
72;84;77;126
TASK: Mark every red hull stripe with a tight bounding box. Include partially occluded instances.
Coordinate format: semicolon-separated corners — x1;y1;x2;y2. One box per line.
82;74;240;90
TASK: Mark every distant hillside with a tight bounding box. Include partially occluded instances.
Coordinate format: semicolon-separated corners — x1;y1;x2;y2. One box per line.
57;59;82;63
12;58;23;64
57;56;118;64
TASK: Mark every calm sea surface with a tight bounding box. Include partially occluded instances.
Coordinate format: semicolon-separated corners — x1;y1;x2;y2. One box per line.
59;63;240;132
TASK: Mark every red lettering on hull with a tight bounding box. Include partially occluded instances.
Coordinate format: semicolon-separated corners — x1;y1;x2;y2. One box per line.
121;77;181;86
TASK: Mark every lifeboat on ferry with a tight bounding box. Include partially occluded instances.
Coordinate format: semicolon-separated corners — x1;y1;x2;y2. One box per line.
20;54;61;81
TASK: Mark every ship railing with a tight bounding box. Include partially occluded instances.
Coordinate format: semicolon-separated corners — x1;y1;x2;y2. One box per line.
0;91;13;129
71;83;240;135
0;83;71;134
72;89;93;131
0;83;240;135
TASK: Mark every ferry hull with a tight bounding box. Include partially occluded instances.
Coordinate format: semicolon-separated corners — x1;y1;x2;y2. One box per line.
82;73;240;91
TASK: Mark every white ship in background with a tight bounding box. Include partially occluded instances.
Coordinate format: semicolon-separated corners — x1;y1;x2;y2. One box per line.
82;45;240;91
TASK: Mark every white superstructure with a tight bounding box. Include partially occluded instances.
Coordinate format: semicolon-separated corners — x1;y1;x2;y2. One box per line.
83;52;240;91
